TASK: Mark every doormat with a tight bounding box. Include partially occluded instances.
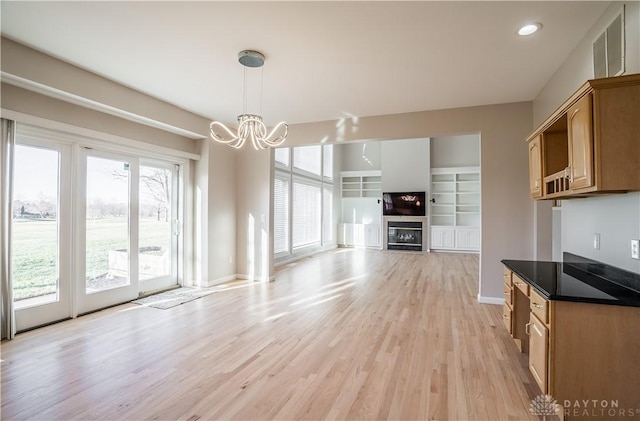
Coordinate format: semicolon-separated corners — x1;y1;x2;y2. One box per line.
131;287;216;310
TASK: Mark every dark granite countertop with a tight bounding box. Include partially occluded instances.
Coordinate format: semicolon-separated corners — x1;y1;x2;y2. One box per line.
501;253;640;307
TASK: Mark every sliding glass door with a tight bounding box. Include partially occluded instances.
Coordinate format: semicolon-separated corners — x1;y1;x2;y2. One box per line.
11;140;71;331
11;126;182;329
77;151;139;314
77;152;180;314
138;161;179;293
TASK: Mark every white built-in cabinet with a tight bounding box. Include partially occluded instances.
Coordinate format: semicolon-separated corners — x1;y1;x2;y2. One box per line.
339;171;382;248
430;167;480;252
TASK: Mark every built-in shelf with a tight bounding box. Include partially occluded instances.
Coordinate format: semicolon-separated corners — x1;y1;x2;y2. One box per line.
430;167;480;252
341;171;382;198
339;170;383;249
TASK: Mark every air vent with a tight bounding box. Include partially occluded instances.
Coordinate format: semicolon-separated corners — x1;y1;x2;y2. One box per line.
593;7;625;78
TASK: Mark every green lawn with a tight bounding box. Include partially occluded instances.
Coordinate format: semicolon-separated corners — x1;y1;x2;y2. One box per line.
12;217;169;301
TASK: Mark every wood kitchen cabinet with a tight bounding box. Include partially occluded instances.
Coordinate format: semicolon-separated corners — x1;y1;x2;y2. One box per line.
528;135;542;198
502;269;529;353
566;93;594;190
527;288;550;394
528;311;549;394
526;73;640;200
502;264;640;416
502;269;513;333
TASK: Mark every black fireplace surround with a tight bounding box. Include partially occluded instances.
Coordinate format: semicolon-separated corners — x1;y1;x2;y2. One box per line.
387;221;422;251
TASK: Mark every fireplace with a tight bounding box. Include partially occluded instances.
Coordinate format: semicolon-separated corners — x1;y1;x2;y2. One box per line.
387;221;423;251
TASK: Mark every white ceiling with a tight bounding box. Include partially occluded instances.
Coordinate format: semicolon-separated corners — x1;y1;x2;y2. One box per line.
1;1;610;126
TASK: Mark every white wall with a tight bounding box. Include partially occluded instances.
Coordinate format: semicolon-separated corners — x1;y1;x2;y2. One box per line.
207;143;237;283
380;138;429;193
533;1;640;273
430;134;480;168
561;194;640;273
236;147;272;281
340;141;382;171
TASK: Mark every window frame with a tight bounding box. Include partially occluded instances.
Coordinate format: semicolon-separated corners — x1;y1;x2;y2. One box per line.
273;145;334;261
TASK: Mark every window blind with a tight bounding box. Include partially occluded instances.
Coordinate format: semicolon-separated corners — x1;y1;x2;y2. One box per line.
292;179;321;248
323;185;333;243
273;174;289;254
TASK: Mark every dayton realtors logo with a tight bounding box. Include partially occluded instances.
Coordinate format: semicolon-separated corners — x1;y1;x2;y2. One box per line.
563;399;638;418
529;395;559;419
530;395;639;418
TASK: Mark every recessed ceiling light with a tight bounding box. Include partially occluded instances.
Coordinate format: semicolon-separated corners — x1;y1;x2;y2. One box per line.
518;23;542;36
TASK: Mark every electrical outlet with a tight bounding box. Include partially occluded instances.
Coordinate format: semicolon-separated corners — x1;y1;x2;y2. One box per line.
632;239;640;260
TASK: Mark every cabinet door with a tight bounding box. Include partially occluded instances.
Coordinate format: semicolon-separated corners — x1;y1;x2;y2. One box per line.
455;228;480;250
529;313;549;394
455;230;468;249
353;224;365;246
567;94;594;190
430;227;454;249
364;224;381;248
338;223;346;245
502;303;513;334
528;135;543;198
430;227;444;248
467;229;480;249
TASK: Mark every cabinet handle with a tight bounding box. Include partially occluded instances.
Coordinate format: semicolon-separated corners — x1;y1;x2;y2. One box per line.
532;302;543;309
525;322;531;335
502;315;509;319
564;167;573;182
514;281;522;287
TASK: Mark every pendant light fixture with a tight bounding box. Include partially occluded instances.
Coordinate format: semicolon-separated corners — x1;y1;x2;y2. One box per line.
209;50;288;150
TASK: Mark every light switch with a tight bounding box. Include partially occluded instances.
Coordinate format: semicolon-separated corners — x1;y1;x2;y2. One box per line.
593;233;600;250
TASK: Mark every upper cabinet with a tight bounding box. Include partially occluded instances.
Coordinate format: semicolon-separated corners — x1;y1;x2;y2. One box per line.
526;74;640;200
528;135;542;198
566;94;594;190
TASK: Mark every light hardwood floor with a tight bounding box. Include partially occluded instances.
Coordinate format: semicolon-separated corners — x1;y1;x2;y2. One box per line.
1;249;542;420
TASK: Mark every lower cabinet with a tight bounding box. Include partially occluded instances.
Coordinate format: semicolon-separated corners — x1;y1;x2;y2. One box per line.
502;266;640;418
431;227;455;249
431;226;479;251
528;313;549;394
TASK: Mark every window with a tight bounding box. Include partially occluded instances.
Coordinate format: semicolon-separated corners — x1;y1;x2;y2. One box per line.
323;185;333;243
274;144;333;258
292;180;321;247
293;145;322;176
274;148;290;168
323;145;333;180
273;175;289;254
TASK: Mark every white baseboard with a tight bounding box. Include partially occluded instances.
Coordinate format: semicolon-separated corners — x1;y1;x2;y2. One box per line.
477;294;504;305
275;244;338;267
237;274;276;282
198;274;238;288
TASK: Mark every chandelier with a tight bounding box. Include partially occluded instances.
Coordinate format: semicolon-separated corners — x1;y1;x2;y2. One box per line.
210;50;288;150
